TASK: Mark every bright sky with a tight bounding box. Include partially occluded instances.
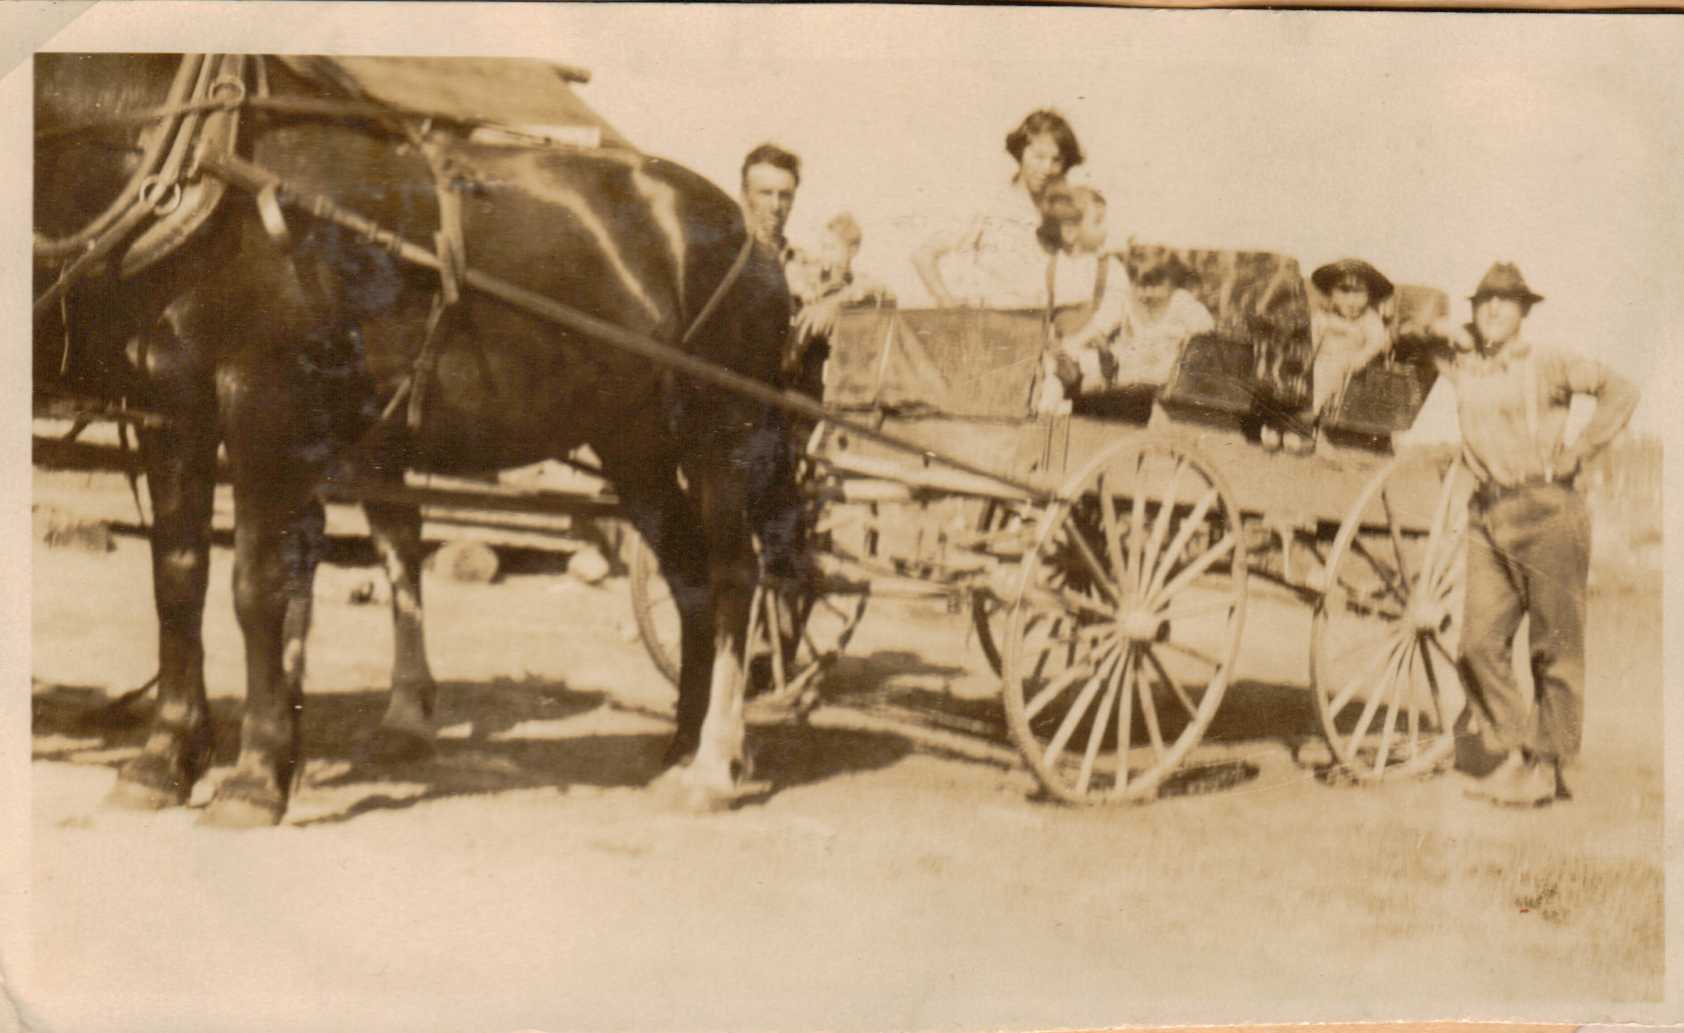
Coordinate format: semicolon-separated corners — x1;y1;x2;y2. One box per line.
10;3;1682;435
548;7;1682;435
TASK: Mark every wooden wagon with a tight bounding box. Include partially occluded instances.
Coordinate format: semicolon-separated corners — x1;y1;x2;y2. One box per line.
632;246;1476;805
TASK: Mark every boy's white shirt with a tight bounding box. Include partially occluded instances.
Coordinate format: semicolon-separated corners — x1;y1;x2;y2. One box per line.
1047;249;1134;350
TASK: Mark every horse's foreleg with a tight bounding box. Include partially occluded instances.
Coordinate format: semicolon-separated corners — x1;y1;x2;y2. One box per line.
203;488;325;828
363;499;437;761
106;380;218;810
612;469;714;768
676;451;759;810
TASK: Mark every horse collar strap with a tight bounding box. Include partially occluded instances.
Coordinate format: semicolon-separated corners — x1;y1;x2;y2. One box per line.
122;54;247;279
32;54;249;317
681;234;757;347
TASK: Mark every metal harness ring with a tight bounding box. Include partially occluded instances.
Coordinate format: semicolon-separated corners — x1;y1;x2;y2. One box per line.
137;175;183;216
209;75;247;109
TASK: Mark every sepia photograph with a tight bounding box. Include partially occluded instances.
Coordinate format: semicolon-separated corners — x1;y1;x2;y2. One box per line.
5;3;1680;1032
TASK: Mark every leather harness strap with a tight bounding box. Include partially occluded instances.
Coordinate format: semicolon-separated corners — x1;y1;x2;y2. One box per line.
681;234;757;347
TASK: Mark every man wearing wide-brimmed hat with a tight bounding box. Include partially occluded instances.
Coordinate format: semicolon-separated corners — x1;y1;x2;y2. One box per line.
1442;262;1640;807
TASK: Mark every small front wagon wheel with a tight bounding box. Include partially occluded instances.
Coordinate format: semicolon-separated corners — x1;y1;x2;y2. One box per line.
1311;451;1472;781
1003;437;1248;804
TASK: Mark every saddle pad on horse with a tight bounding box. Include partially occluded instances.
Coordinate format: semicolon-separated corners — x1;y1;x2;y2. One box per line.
827;306;1045;420
1124;243;1314;415
278;56;634;149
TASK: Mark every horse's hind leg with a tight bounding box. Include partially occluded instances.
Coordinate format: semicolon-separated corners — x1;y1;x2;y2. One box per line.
106;334;218;810
363;498;437;761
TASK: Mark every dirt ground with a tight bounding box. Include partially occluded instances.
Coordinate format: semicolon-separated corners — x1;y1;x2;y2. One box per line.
17;469;1666;1033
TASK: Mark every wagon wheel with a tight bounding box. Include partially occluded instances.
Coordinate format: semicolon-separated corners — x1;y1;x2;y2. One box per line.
1003;437;1248;804
628;424;873;709
1310;451;1472;781
629;536;683;686
970;498;1038;677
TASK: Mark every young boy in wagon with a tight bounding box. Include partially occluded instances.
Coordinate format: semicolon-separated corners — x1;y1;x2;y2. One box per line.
1034;180;1214;414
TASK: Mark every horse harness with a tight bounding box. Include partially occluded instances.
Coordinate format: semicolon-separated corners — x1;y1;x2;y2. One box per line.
34;53;757;439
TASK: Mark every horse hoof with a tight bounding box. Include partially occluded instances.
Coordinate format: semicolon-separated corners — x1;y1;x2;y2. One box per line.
366;726;435;765
105;752;200;811
105;775;188;812
198;779;286;828
680;784;734;814
649;764;739;814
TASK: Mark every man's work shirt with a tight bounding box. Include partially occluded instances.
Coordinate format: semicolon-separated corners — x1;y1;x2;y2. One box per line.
1445;337;1639;488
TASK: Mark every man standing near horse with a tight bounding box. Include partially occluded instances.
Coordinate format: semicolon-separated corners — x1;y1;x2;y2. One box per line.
1443;263;1639;808
739;141;837;399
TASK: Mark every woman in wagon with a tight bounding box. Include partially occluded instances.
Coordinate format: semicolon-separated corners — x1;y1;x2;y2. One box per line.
1439;262;1639;808
912;108;1084;309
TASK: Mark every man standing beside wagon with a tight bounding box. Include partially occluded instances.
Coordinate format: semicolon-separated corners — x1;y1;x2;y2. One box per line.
1436;263;1639;808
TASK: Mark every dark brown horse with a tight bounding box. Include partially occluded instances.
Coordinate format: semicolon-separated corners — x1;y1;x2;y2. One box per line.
34;53;792;825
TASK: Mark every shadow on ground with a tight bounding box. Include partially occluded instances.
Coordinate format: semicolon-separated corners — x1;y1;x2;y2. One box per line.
31;672;920;824
33;651;1364;820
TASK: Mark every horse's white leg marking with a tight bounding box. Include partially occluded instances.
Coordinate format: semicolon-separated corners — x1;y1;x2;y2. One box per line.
688;623;747;797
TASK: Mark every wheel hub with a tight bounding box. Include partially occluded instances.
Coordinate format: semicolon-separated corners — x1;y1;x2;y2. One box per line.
1406;594;1449;634
1118;605;1165;642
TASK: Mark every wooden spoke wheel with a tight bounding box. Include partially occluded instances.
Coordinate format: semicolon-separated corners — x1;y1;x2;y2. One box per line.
628;534;684;687
1310;451;1472;781
970;498;1039;677
627;423;872;710
1003;437;1248;804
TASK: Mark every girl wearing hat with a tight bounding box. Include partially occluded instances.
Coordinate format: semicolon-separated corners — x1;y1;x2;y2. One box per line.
1437;262;1640;808
1275;257;1395;452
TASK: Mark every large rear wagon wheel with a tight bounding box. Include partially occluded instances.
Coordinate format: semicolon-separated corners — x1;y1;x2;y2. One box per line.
1003;438;1248;805
1310;452;1471;781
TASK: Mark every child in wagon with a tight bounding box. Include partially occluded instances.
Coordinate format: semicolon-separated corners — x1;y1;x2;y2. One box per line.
1283;256;1395;450
1117;250;1215;383
1035;181;1215;414
1034;179;1128;411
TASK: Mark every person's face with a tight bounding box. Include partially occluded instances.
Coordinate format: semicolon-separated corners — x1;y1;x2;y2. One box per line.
741;163;797;245
1331;282;1370;321
1017;133;1066;199
1136;274;1172;311
1076;203;1108;253
1474;295;1525;349
818;231;857;273
1057;218;1082;253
